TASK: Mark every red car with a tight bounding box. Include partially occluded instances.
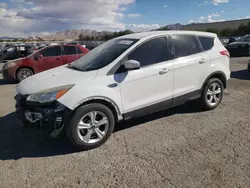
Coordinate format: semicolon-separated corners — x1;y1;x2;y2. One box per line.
1;44;89;82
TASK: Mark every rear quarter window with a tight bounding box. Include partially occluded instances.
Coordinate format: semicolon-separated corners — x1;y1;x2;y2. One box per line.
171;35;201;58
198;36;214;51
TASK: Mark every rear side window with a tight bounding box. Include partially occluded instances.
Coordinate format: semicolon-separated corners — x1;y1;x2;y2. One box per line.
198;36;214;51
77;47;83;54
63;46;77;55
128;37;167;67
172;35;201;58
41;46;61;57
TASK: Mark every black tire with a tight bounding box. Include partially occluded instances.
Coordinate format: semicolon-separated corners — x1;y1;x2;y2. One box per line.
16;68;34;82
200;78;224;110
66;103;115;150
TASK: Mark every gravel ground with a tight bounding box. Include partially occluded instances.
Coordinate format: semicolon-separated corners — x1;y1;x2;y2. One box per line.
0;57;250;188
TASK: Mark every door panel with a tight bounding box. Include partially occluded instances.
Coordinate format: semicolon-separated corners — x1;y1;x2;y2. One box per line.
62;46;80;65
173;53;210;97
120;61;174;115
36;56;63;72
62;55;79;65
171;35;211;101
35;46;63;73
118;36;174;117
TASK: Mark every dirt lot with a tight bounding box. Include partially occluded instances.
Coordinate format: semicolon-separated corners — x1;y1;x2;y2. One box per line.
0;57;250;188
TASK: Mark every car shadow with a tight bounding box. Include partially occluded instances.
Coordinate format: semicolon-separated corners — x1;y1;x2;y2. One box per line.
0;101;203;160
114;101;203;132
0;79;16;86
0;112;77;160
231;70;250;80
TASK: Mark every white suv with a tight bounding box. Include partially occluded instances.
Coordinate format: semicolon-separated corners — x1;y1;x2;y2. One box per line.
15;31;230;150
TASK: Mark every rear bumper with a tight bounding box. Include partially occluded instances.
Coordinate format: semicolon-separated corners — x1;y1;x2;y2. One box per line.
15;94;72;133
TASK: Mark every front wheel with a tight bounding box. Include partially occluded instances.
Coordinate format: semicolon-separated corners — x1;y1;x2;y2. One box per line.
16;68;33;82
200;78;224;110
66;103;115;150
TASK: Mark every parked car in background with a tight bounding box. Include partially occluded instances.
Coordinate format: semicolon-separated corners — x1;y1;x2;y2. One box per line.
14;31;230;150
1;44;89;82
0;45;38;63
226;35;250;56
67;42;87;48
37;43;48;50
220;37;236;47
0;44;5;51
66;42;80;45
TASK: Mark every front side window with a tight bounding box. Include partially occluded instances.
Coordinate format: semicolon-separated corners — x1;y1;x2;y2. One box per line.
41;46;61;57
6;47;16;52
128;37;167;67
64;46;77;55
198;36;214;51
172;35;201;58
70;38;138;71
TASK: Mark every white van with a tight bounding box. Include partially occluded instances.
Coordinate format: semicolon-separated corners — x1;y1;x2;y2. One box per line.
15;31;231;150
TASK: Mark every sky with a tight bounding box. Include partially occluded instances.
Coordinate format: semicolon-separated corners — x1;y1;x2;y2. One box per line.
0;0;250;36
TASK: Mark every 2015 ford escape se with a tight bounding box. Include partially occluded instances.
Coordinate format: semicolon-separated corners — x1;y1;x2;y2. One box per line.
15;31;230;150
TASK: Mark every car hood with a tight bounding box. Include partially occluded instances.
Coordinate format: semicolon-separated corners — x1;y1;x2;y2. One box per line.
16;65;98;95
7;57;27;64
227;41;249;46
2;57;27;70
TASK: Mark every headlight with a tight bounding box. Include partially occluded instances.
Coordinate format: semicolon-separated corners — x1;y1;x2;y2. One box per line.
27;85;74;103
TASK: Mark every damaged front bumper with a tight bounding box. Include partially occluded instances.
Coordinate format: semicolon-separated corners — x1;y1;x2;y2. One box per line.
15;94;72;137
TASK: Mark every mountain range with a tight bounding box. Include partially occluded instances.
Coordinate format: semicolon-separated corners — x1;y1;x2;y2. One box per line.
0;36;18;40
41;29;112;40
41;24;183;40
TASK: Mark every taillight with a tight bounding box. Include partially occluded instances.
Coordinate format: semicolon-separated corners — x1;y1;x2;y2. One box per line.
220;50;230;58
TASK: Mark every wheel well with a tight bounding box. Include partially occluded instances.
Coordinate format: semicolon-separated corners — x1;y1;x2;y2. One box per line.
78;99;120;123
15;67;34;78
205;72;227;89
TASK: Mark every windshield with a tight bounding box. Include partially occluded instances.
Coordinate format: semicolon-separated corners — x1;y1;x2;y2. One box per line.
237;36;250;42
70;38;138;71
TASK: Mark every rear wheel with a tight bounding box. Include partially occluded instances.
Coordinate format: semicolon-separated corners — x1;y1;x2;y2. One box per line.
16;68;33;82
200;78;224;110
66;103;115;150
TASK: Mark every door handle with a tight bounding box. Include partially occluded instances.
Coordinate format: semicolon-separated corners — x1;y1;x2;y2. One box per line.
56;58;61;60
199;59;206;64
159;68;169;75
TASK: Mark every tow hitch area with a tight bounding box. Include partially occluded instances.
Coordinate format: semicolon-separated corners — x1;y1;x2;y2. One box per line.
15;94;71;137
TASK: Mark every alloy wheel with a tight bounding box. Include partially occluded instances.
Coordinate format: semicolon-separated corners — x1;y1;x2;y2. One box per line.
206;83;222;106
77;111;109;144
17;69;33;81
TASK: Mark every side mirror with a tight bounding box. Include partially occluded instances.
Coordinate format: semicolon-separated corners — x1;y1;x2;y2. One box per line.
38;54;43;59
124;60;140;70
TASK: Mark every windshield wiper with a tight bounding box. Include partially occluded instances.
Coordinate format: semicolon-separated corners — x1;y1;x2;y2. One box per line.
67;64;83;71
